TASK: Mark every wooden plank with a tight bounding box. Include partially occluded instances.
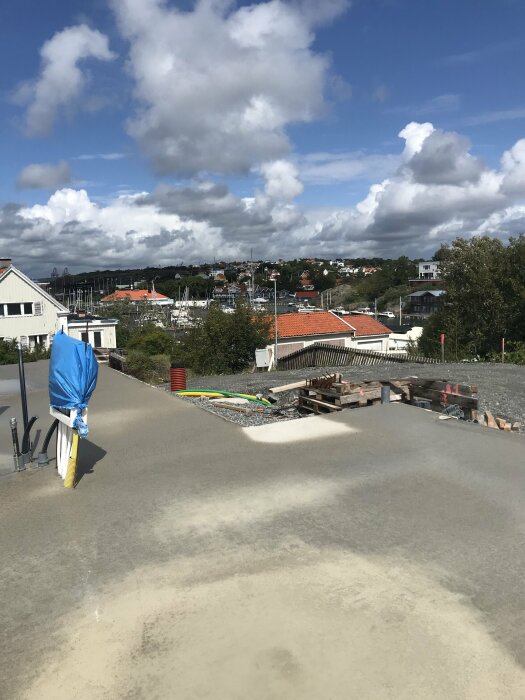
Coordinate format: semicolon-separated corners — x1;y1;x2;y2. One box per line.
340;388;383;404
299;396;342;411
211;402;255;415
512;422;521;432
270;380;308;394
496;417;507;430
408;379;478;397
485;411;499;429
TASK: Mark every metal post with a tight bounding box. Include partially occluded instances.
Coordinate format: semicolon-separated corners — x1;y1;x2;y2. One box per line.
10;418;20;472
502;337;505;364
273;277;278;370
374;298;378;319
399;296;402;325
17;344;29;433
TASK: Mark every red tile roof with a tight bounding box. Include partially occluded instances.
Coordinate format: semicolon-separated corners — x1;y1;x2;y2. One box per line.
295;290;319;299
348;314;391;336
270;311;390;339
100;289;170;302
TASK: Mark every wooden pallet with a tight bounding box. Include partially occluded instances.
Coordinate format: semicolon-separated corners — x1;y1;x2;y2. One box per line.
298;379;384;413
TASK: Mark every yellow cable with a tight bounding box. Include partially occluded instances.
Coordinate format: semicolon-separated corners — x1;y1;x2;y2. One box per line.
64;430;79;489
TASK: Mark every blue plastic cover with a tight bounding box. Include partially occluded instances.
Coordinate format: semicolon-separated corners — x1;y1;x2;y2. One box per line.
49;331;98;429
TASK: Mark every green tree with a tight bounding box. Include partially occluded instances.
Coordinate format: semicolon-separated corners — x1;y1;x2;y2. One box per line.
418;236;516;359
127;325;175;356
180;299;270;374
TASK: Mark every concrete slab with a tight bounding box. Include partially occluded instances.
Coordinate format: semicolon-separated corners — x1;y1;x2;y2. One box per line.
1;361;525;699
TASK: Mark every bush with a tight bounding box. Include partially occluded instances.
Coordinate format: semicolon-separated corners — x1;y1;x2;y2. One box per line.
127;325;175;356
125;351;170;384
0;339;51;365
489;341;525;365
0;339;18;364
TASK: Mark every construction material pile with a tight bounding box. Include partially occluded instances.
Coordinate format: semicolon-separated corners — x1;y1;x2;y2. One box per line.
295;374;520;431
173;372;521;432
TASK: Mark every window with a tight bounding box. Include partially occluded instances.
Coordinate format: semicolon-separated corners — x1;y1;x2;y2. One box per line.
93;331;102;348
1;303;34;316
7;303;21;316
34;302;43;316
81;332;89;343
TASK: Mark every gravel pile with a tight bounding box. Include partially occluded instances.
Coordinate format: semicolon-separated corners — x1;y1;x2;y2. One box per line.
176;395;304;427
167;362;525;431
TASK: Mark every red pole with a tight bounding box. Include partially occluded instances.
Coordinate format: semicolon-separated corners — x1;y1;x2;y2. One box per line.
440;333;445;363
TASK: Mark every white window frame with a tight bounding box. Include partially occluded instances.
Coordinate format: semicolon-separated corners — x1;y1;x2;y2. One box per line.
0;302;34;317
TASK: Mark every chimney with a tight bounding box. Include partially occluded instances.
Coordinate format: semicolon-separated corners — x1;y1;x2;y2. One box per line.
0;258;12;268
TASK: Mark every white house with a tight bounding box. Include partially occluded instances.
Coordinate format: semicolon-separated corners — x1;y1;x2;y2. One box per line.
264;311;391;364
66;313;118;349
417;261;441;280
0;260;69;349
388;326;423;354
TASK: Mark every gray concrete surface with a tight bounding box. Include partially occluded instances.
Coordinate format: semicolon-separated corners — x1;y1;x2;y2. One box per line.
1;360;525;699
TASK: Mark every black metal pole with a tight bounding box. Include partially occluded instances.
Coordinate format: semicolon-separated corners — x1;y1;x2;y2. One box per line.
17;344;29;433
10;418;20;472
37;419;59;466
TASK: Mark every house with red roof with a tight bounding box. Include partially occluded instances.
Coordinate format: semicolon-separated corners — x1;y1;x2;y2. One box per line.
100;289;173;306
264;310;391;363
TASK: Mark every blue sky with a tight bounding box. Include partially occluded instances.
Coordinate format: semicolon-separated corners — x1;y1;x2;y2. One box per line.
1;0;525;275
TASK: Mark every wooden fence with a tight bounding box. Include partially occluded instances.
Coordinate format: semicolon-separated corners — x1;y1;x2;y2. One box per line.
277;342;440;370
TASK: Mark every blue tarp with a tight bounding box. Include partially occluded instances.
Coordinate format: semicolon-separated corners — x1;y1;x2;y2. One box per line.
48;331;98;437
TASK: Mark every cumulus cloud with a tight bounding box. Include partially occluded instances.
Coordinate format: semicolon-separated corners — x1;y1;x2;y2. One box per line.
111;0;348;175
4;123;525;276
16;25;115;136
405;129;484;185
261;160;304;200
308;122;525;256
16;161;72;189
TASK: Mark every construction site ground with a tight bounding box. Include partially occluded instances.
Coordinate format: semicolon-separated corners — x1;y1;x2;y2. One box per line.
1;360;525;699
191;361;525;430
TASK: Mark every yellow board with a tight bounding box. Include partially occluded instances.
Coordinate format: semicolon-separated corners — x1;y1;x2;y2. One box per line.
64;429;79;489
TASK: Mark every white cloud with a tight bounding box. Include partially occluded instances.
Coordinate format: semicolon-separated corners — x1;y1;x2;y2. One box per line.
16;161;71;189
76;153;126;161
261;160;304;200
463;107;525;126
111;0;348;175
298;151;400;184
389;94;461;117
372;84;390;103
307;122;525;257
16;25;115;136
4;123;525;275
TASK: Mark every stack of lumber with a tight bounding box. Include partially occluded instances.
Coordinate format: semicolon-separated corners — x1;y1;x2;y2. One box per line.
400;378;478;420
298;378;384;413
473;410;520;432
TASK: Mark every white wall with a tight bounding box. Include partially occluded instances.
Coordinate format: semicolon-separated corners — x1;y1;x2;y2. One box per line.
0;270;67;347
68;323;117;348
268;332;390;358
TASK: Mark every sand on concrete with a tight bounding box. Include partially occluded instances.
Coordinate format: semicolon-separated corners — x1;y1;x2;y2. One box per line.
22;542;525;700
